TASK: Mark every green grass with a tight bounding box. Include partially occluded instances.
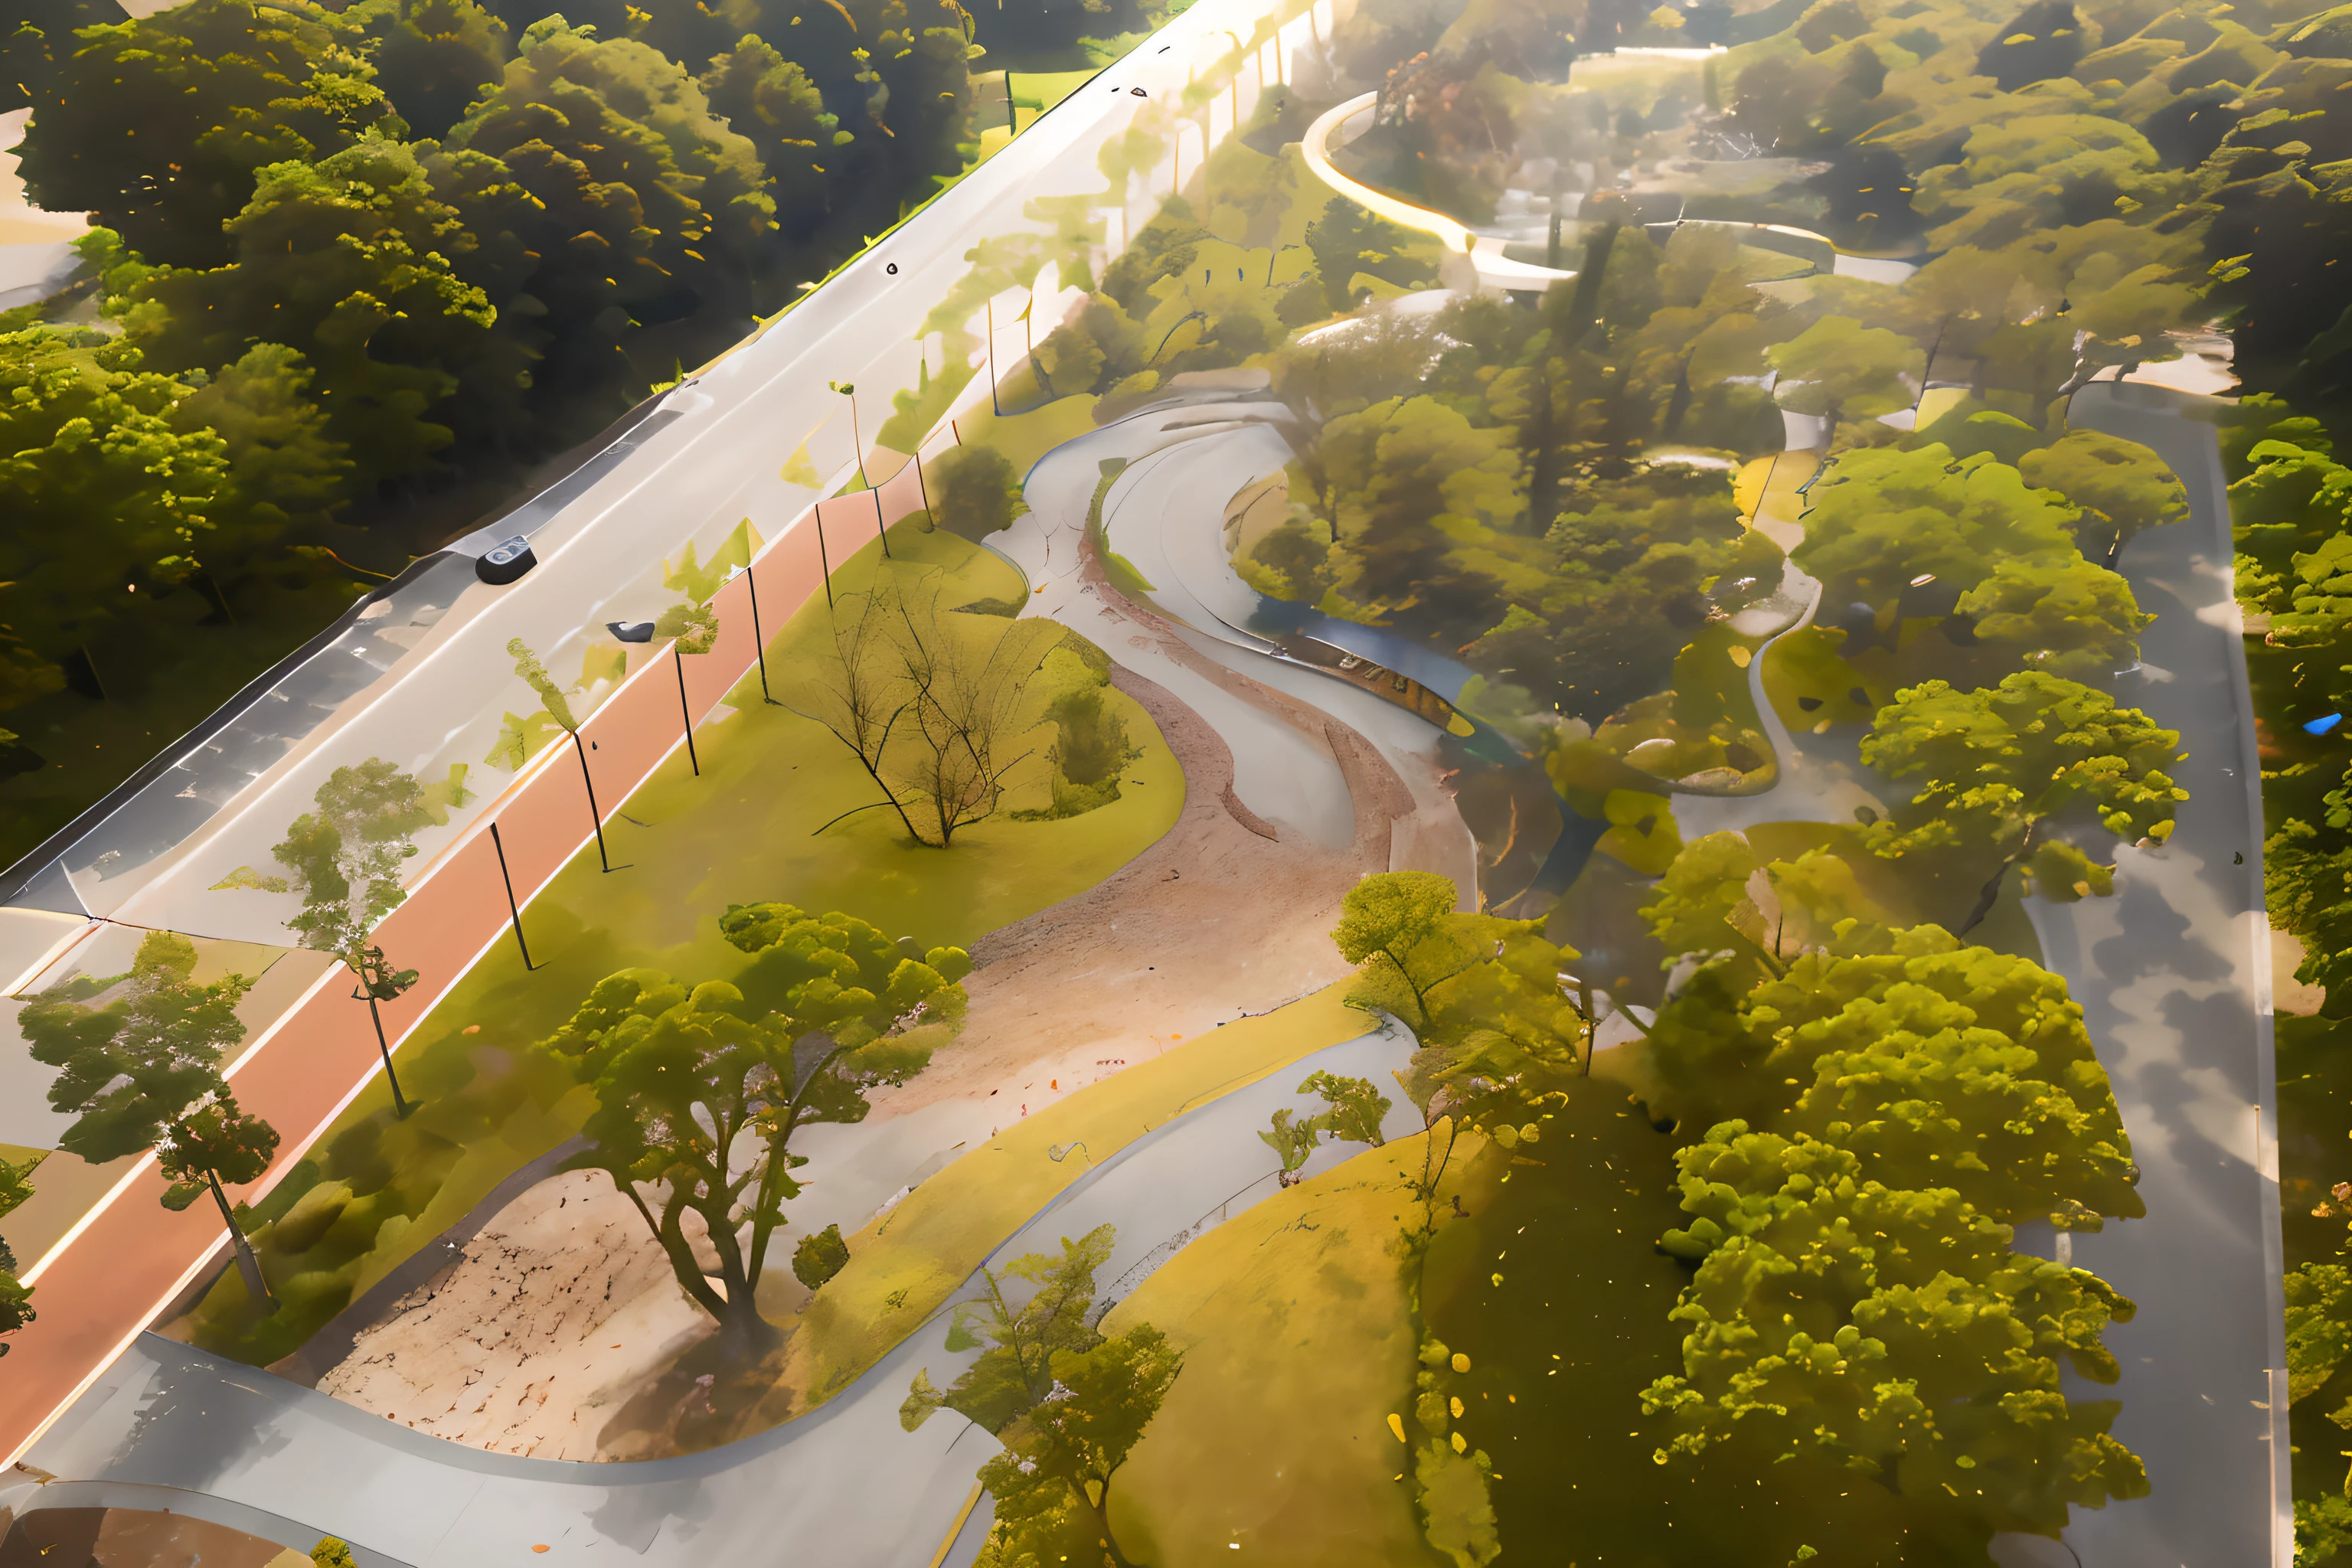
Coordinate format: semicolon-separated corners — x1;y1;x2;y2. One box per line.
1104;1129;1480;1568
185;518;1184;1364
769;983;1368;1419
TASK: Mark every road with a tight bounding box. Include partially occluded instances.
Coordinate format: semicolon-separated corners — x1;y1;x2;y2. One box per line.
2023;381;2290;1568
23;1027;1418;1566
1660;381;2288;1567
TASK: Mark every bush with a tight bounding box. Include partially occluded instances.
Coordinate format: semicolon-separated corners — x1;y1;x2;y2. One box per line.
794;1223;851;1289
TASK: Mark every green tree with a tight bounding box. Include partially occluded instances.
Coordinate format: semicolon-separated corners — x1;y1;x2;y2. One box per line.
1303;198;1436;312
1260;1107;1320;1187
791;1222;849;1289
975;1322;1183;1568
20;932;279;1304
112;139;498;487
0;1155;34;1354
2019;428;2189;568
700;34;842;235
2;0;126;114
219;760;436;1115
1794;443;2082;631
357;0;511;140
1332;870;1477;1033
445;15;775;382
542;906;969;1354
1299;1070;1390;1148
172;343;354;562
1768;315;1925;431
900;1224;1114;1433
1953;554;2153;684
0;323;233;700
1860;671;2189;932
14;0;400;267
1468;461;1766;723
928;443;1028;541
1642;1123;2148;1535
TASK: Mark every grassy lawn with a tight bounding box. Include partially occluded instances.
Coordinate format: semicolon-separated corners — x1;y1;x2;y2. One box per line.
185;517;1185;1364
769;982;1368;1414
1103;1129;1484;1568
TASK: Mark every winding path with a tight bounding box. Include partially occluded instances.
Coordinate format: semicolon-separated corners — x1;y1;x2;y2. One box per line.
19;1022;1421;1568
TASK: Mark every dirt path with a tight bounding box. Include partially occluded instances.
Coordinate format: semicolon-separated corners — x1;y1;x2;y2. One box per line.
316;1171;715;1462
881;550;1455;1116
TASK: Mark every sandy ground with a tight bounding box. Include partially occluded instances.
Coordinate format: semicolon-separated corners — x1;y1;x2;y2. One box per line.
318;1171;721;1461
881;539;1455;1116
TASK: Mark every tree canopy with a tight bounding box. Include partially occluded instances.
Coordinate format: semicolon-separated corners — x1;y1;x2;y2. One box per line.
541;903;969;1350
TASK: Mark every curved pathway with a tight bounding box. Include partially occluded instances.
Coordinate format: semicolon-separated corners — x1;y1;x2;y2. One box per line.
23;1027;1422;1568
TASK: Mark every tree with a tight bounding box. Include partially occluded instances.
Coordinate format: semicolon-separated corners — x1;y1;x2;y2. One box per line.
801;577;1062;847
1768;315;1925;430
2019;428;2189;569
1304;199;1436;312
1263;1069;1395;1186
927;443;1027;541
975;1322;1184;1568
1642;1123;2148;1535
1794;444;2082;634
170;343;354;560
1299;394;1523;627
900;1224;1114;1433
1467;461;1768;723
1860;671;2189;933
699;35;841;237
2;0;126;114
1332;870;1478;1034
14;0;400;268
358;0;511;141
1260;1107;1321;1187
111;139;498;488
444;16;775;393
218;760;436;1116
541;905;969;1354
0;321;254;697
1300;1070;1390;1148
20;931;280;1304
797;587;924;841
1952;554;2153;684
0;1155;34;1354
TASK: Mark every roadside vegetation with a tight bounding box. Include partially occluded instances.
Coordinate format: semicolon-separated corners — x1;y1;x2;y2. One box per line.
158;518;1177;1370
0;0;1145;868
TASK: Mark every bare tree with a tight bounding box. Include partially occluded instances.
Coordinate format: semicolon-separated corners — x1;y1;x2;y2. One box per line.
888;580;1059;847
799;574;1058;847
794;586;922;840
